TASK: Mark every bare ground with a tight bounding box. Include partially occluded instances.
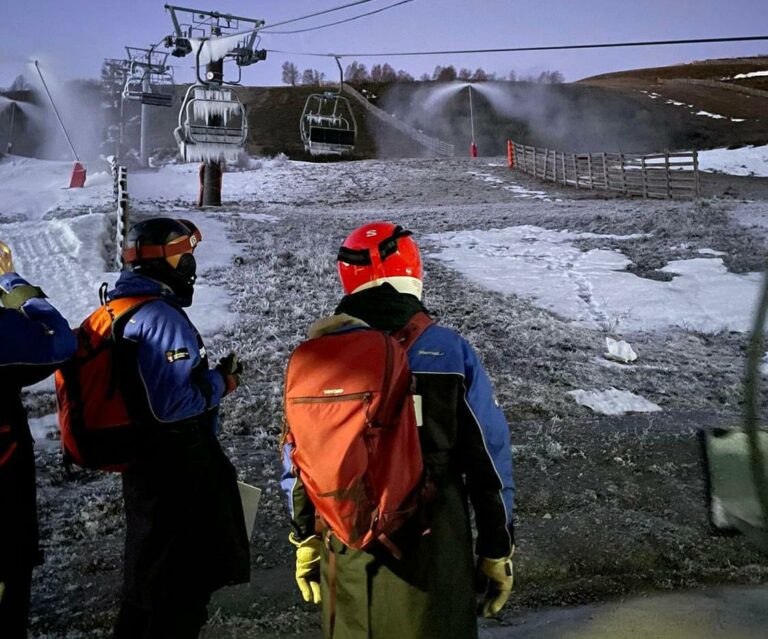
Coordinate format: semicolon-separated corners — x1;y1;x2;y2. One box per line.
26;157;768;638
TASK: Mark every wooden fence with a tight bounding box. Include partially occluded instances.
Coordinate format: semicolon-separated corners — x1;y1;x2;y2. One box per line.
111;157;129;268
509;142;700;199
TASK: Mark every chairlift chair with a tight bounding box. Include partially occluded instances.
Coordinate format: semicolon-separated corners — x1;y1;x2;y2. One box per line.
139;68;175;108
300;91;357;157
174;83;248;162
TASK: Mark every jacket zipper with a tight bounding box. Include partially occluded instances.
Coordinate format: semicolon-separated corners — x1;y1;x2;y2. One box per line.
291;391;372;404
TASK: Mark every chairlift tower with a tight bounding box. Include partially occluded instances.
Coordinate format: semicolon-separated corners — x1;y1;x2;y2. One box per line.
101;58;131;161
163;4;266;207
123;46;176;168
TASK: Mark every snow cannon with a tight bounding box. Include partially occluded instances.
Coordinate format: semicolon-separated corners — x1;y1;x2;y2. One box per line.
470;142;478;158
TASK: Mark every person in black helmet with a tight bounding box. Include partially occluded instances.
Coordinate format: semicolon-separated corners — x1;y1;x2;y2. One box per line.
108;218;249;639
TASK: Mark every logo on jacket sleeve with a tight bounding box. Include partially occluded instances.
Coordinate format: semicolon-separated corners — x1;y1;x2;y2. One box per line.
165;348;191;363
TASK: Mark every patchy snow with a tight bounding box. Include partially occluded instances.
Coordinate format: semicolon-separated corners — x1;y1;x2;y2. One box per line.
696;110;727;120
467;170;557;200
697;145;768;177
567;388;662;415
426;225;762;333
604;337;637;363
697;248;727;256
731;70;768;79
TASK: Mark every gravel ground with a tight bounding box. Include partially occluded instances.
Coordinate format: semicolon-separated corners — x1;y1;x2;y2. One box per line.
26;157;768;638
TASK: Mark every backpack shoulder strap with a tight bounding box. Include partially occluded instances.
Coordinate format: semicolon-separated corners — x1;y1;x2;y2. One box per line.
392;312;434;351
105;296;162;341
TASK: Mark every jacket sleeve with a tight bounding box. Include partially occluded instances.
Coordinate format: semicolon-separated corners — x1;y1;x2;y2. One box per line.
280;439;317;540
459;337;515;559
0;273;76;376
121;301;225;423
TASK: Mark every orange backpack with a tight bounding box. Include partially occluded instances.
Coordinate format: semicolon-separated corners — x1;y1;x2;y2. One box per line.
55;293;157;472
283;312;432;556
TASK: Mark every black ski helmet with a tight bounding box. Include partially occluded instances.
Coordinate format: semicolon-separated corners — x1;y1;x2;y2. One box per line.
123;217;202;305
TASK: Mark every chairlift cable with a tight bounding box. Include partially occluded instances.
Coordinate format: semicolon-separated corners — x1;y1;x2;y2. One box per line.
260;0;383;31
261;0;415;35
266;34;768;59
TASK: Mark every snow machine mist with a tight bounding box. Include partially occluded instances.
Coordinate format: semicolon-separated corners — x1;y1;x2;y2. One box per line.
300;57;357;157
163;4;266;207
34;61;86;188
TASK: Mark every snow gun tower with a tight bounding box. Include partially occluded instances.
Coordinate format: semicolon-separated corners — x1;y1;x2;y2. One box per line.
163;4;266;207
299;56;357;157
122;46;175;167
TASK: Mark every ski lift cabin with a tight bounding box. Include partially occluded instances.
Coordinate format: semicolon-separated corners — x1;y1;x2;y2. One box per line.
300;91;357;157
174;84;247;162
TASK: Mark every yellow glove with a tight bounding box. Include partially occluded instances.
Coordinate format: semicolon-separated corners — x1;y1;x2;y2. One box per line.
290;533;322;604
0;241;14;276
477;548;514;618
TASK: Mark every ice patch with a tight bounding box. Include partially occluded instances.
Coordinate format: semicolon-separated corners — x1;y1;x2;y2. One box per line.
696;110;727;120
567;388;662;415
426;226;762;333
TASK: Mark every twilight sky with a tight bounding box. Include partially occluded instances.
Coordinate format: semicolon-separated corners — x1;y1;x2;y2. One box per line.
1;1;766;88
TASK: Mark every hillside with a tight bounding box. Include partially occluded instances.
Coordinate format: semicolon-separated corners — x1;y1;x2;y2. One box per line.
2;56;766;163
138;56;768;162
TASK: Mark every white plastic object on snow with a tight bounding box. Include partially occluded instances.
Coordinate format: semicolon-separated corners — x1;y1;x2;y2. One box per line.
237;481;262;541
604;337;637;364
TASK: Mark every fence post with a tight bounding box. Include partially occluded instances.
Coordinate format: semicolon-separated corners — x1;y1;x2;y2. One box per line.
573;154;580;189
115;166;129;269
665;151;671;198
641;156;648;198
693;149;700;200
587;154;594;190
602;152;609;192
620;153;626;194
507;140;514;168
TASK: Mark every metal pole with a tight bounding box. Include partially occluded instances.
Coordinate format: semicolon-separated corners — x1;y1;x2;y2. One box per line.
140;76;150;168
468;85;475;143
34;60;79;161
7;102;16;153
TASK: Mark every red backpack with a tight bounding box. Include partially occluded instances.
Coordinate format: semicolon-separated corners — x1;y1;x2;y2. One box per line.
55;292;158;472
283;312;433;556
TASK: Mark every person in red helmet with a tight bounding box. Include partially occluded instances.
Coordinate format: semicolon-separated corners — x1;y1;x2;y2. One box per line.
281;222;515;639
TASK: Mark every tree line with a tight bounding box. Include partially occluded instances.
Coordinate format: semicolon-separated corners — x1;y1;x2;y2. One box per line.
281;61;564;86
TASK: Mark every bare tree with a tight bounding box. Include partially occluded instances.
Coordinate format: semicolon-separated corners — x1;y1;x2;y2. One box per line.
345;61;369;82
508;69;517;82
397;69;415;82
436;65;457;81
381;63;397;82
549;70;565;83
281;61;299;86
458;68;472;80
370;64;383;82
419;72;431;81
471;68;488;81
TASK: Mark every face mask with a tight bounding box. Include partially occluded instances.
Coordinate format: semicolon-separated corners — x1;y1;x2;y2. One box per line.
169;254;196;307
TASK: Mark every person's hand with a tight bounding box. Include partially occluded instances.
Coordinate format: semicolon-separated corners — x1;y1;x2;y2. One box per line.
216;352;243;395
0;241;14;276
476;549;514;618
290;533;322;604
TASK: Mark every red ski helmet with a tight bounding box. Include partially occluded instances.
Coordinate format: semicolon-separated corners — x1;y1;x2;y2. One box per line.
337;222;423;299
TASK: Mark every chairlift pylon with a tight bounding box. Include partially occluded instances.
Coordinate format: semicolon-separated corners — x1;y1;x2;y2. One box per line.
299;57;357;157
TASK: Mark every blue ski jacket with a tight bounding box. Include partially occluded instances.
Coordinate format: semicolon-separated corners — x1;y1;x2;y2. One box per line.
1;272;76;575
106;272;225;426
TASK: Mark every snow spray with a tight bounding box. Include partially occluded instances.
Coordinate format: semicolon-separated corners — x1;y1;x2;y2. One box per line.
33;60;86;187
